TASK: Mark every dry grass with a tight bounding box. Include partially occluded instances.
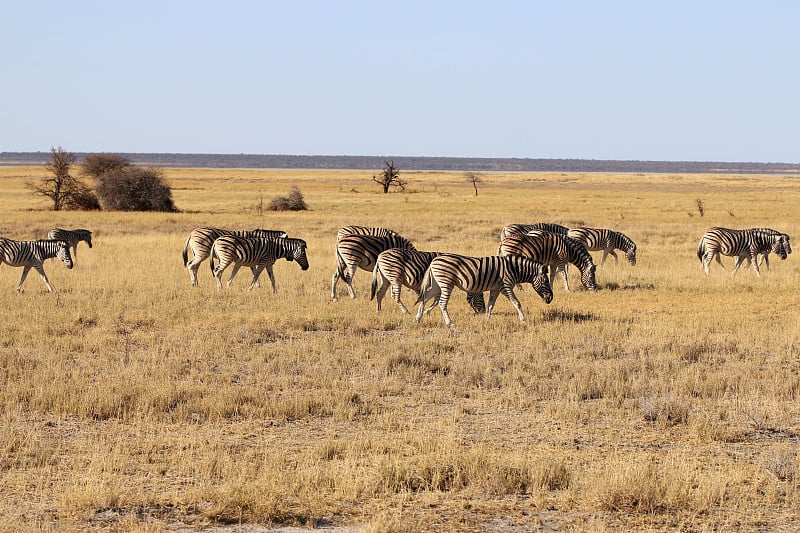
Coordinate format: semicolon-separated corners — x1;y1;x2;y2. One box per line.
0;166;799;531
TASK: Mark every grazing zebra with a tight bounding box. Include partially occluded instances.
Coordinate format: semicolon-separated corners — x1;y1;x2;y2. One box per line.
369;248;485;314
47;228;92;258
741;228;792;272
697;227;789;276
336;225;399;242
209;235;308;291
0;238;73;292
499;223;569;242
567;227;637;266
499;231;598;292
332;233;416;300
414;253;553;328
182;227;287;286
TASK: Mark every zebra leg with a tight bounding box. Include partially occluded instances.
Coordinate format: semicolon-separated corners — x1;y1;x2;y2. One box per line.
212;260;228;290
345;266;358;299
762;254;771;271
16;266;34;292
437;286;455;328
608;249;619;266
248;265;264;291
331;270;340;300
265;265;277;293
414;278;441;323
373;276;390;312
226;264;243;287
485;290;502;320
502;287;526;322
390;283;410;314
558;265;570;292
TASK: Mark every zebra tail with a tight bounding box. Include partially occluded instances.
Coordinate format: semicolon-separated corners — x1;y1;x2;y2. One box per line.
414;267;432;305
209;245;217;272
182;236;191;265
696;238;705;262
335;246;351;283
369;263;380;301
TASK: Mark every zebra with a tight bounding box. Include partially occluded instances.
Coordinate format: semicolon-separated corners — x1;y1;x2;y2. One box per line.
414;253;553;328
182;227;287;286
0;238;73;292
498;231;598;292
47;228;92;259
331;233;416;300
336;225;399;243
499;223;569;242
567;227;637;266
209;235;308;291
697;227;789;276
739;228;792;272
369;248;486;315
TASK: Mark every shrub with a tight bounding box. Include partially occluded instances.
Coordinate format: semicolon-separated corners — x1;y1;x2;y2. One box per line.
94;167;177;212
268;186;307;211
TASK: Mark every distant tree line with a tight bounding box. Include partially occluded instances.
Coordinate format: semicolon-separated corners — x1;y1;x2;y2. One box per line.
4;151;800;174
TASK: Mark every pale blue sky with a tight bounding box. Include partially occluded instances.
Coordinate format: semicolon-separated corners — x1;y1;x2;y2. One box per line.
2;1;798;162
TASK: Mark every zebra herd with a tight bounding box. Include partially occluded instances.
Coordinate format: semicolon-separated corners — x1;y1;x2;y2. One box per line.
0;225;792;318
0;229;91;292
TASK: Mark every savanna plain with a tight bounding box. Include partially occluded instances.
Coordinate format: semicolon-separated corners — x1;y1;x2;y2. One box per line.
0;166;798;532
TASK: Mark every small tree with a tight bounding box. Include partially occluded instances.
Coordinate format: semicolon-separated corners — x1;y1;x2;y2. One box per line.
465;172;483;196
28;146;99;210
95;167;177;212
268;185;308;211
372;160;407;193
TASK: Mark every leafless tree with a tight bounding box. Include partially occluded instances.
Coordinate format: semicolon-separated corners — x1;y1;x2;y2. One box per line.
28;146;99;210
465;172;483;196
372;160;407;193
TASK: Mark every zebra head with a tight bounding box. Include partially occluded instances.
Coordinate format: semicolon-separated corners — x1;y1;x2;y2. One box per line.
581;263;598;291
56;241;74;269
526;262;553;304
772;237;788;260
84;230;93;248
781;234;792;255
288;239;310;270
625;242;637;266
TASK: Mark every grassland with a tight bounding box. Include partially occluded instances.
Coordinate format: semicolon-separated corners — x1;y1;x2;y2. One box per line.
0;166;798;532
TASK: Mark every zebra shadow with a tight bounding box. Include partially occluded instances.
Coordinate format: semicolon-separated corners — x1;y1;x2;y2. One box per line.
540;309;599;323
602;282;656;291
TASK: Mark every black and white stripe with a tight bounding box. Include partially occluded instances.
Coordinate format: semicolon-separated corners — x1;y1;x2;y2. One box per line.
499;231;598;292
741;228;792;272
331;233;415;300
0;238;73;292
697;227;789;276
567;227;637;266
47;228;93;258
209;235;308;291
183;227;287;286
336;225;399;242
499;223;569;242
414;253;553;328
369;248;485;314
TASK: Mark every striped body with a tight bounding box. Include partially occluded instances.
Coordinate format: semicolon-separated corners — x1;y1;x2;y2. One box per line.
331;233;415;299
697;227;789;276
336;225;399;242
210;235;308;291
499;231;597;292
499;223;569;242
47;228;93;258
0;238;73;292
183;227;287;286
414;253;553;328
369;248;485;314
567;227;637;266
